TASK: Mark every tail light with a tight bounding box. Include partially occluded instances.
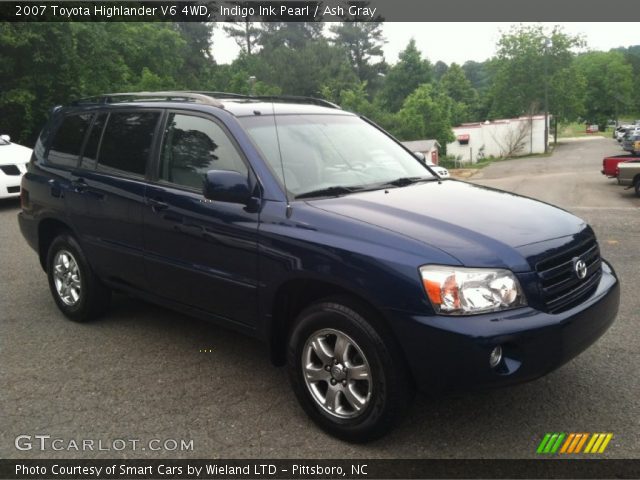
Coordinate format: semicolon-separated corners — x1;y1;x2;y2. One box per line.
20;187;29;210
615;166;620;177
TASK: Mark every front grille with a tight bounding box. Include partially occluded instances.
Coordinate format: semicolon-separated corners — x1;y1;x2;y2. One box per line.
0;165;20;176
7;185;20;194
535;237;602;313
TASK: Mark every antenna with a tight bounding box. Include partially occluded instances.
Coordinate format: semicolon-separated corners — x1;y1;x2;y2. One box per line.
270;102;292;218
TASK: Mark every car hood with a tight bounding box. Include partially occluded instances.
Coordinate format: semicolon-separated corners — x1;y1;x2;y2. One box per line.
0;143;32;165
306;180;587;271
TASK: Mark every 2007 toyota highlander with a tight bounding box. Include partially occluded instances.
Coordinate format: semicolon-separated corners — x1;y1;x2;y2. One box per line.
18;91;620;441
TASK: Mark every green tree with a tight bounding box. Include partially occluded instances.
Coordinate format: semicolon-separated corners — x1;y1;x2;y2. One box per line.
329;20;386;85
380;39;434;112
434;61;448;81
239;38;357;97
222;5;262;56
0;23;214;144
440;63;479;124
171;22;215;87
488;25;585;121
394;84;455;149
258;22;324;50
331;81;393;129
575;51;633;127
613;45;640;113
461;60;492;92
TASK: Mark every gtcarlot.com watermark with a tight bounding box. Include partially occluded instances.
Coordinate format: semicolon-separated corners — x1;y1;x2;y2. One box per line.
15;435;194;452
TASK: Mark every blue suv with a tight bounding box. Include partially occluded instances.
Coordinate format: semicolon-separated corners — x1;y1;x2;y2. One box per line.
18;92;620;441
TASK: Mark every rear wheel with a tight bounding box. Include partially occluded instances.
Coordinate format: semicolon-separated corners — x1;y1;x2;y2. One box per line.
635;178;640;197
46;234;110;322
287;296;413;442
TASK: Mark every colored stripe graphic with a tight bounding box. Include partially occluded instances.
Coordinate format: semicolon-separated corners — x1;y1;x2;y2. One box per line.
575;433;589;453
585;433;614;453
560;433;575;453
538;433;613;454
537;433;565;454
537;434;552;454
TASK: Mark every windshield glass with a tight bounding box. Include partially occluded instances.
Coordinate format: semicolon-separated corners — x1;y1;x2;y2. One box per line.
239;114;434;197
0;138;9;146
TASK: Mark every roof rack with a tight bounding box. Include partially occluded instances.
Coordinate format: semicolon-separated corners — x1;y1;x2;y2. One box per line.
256;95;341;110
190;92;341;109
72;91;340;110
73;91;224;107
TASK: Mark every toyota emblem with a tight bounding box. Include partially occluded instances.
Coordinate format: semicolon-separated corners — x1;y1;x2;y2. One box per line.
574;259;587;279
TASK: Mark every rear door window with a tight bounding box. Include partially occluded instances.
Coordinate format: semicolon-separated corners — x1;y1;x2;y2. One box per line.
48;113;93;167
97;111;160;176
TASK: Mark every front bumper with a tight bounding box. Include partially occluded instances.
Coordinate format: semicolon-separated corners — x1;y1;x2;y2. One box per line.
0;176;22;199
388;261;620;392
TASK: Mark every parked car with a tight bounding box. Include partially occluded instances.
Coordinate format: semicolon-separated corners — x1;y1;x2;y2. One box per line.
413;151;450;178
19;92;620;441
0;134;32;199
601;154;640;180
622;133;640;155
616;125;638;142
613;126;624;139
617;161;640;196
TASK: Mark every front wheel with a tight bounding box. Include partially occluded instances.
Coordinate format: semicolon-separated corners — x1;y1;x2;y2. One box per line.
287;296;413;442
635;179;640;197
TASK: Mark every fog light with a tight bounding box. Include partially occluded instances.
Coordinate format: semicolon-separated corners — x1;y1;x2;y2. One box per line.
489;345;503;368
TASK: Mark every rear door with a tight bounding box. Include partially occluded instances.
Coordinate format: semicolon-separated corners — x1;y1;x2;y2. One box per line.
142;110;260;326
72;109;162;289
44;112;94;220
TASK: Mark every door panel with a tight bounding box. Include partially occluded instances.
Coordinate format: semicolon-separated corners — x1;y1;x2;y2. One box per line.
143;112;259;326
72;110;160;289
143;184;259;325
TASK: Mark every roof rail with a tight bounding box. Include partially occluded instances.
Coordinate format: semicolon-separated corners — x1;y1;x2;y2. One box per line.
72;91;224;108
72;91;340;110
189;92;341;109
253;95;341;110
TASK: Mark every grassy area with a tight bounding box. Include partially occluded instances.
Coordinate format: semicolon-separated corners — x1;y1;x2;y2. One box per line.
556;122;612;138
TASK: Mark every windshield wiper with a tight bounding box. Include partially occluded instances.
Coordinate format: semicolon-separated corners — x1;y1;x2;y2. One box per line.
377;176;434;188
295;185;362;199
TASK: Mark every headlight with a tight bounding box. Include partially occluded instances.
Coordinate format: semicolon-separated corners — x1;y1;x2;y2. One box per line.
420;265;526;315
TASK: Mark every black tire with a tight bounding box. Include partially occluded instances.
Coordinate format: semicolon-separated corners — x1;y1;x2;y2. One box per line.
46;233;110;322
287;295;413;442
635;179;640;197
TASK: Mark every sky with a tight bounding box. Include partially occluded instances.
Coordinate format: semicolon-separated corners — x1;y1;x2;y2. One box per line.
212;22;640;65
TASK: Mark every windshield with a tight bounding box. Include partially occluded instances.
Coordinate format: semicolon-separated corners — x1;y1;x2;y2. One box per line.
0;138;9;146
239;114;435;197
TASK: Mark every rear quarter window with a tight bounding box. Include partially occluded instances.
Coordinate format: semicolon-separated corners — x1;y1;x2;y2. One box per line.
47;113;93;167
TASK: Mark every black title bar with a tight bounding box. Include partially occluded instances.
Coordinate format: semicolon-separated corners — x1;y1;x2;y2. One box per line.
1;459;640;479
2;0;640;22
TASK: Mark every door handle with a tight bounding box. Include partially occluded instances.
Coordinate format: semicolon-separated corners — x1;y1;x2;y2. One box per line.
147;197;169;212
71;178;88;193
47;179;63;198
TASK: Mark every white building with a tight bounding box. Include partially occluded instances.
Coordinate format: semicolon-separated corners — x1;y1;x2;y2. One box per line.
401;139;440;164
446;115;550;164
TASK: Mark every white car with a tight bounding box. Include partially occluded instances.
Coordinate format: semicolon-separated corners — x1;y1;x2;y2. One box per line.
413;151;450;178
426;160;450;178
0;135;32;199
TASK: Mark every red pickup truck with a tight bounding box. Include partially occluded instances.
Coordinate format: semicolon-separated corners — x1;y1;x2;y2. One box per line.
602;155;640;179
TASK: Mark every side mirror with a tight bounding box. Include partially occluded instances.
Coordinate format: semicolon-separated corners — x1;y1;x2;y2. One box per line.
1;134;10;142
413;151;426;163
203;170;251;204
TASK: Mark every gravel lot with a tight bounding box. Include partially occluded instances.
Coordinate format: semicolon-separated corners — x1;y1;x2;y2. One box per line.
1;137;638;459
